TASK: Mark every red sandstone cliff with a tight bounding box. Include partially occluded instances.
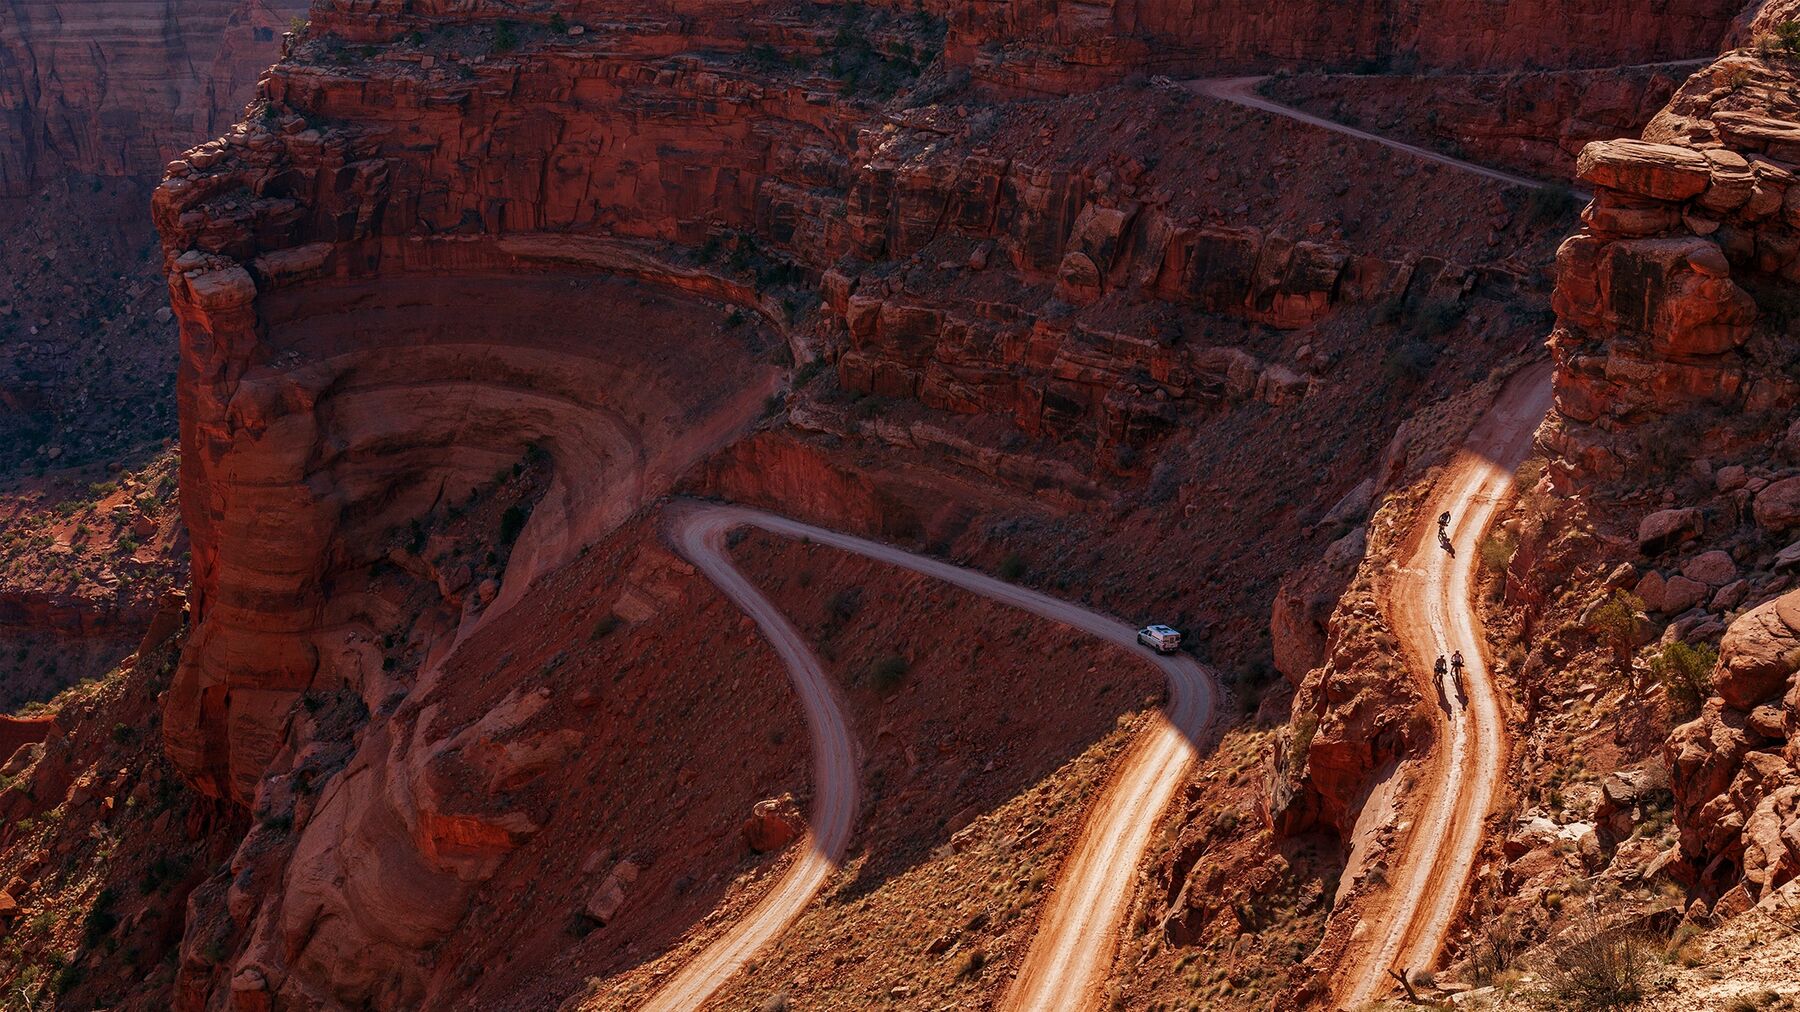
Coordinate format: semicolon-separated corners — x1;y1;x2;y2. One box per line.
0;0;305;205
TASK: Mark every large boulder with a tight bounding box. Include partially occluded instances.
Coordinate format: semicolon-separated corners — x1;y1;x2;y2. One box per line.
1715;590;1800;710
1754;476;1800;532
1662;574;1711;615
1597;760;1672;845
585;860;641;925
1683;550;1739;588
742;795;805;853
1639;508;1703;555
1670;588;1800;901
1577;139;1713;200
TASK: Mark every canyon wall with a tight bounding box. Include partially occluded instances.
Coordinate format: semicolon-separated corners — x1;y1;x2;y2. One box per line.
138;1;1785;1005
946;0;1747;95
0;0;305;205
150;8;881;802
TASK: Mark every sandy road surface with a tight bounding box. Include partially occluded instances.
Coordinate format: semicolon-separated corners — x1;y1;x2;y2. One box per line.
1185;77;1574;192
640;501;1221;1010
1333;366;1553;1009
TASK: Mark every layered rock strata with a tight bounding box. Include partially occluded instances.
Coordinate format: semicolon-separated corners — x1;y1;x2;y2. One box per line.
1543;41;1800;481
0;0;304;203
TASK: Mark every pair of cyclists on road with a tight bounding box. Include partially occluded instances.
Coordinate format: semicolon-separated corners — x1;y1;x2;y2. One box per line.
1434;650;1466;700
1435;510;1466;696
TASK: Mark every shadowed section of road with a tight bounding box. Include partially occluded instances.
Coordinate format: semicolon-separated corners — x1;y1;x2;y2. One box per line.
638;502;1224;1011
1185;76;1587;194
1334;365;1553;1009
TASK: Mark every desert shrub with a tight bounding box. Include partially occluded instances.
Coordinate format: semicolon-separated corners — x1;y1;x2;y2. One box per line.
1587;590;1646;671
1635;408;1708;475
82;888;119;946
1381;339;1440;383
53;962;83;995
998;552;1026;581
1286;710;1319;776
548;13;567;33
745;43;788;70
1479;530;1518;576
499;504;528;545
1526;184;1583;227
1650;641;1718;720
1470;913;1525;985
1759;20;1800;57
828;587;862;620
868;654;909;692
493;20;519;52
591;613;621;641
1545;931;1655;1008
1145;455;1182;504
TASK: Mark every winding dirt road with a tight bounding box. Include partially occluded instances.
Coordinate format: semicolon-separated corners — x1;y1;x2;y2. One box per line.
638;504;862;1012
642;501;1221;1011
1185;77;1572;192
1333;366;1553;1009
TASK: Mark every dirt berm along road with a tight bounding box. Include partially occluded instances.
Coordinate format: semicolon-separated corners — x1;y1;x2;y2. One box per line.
1333;365;1554;1009
638;502;1222;1011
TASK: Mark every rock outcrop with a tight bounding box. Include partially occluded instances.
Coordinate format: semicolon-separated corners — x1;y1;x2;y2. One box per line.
1542;40;1800;481
1669;589;1800;902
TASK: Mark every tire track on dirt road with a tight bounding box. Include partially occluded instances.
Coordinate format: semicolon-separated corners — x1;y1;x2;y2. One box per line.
640;501;1223;1011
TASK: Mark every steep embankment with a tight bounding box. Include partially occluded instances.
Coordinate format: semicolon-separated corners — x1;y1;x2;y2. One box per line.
1188;78;1571;190
1262;60;1703;180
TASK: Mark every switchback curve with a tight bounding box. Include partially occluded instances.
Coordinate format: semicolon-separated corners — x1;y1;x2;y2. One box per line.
637;501;1223;1011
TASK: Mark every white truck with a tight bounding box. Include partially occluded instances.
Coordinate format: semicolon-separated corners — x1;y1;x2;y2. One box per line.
1137;624;1181;654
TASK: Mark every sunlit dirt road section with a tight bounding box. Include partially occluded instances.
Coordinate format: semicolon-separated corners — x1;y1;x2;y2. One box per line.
1334;367;1553;1009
